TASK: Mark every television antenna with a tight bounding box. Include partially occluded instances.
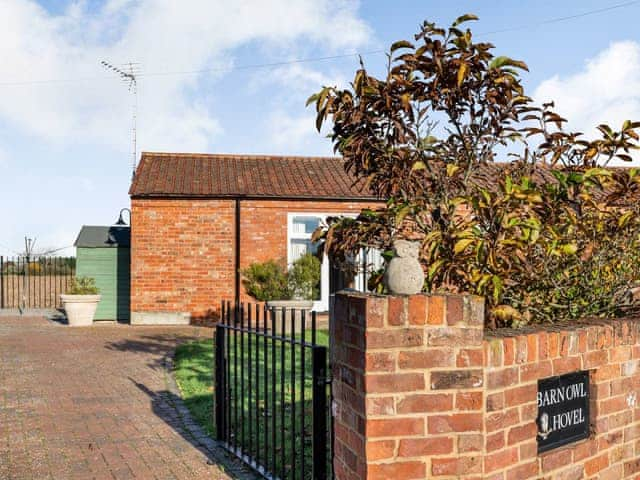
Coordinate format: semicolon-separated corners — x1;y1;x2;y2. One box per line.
101;61;140;180
20;236;36;314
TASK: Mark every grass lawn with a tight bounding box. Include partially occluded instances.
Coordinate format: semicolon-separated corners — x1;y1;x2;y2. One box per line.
174;329;330;478
174;340;216;436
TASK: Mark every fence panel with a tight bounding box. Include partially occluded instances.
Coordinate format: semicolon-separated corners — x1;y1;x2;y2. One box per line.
215;302;333;480
0;256;76;309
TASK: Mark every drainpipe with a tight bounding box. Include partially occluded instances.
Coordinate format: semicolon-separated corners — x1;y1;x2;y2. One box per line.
235;199;241;307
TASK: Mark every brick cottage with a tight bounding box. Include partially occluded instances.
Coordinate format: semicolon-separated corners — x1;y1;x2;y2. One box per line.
128;152;383;324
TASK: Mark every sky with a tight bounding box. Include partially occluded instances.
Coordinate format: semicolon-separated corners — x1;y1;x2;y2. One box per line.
2;0;640;256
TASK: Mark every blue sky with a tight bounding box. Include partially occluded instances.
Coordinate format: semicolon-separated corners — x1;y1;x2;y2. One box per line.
1;0;640;256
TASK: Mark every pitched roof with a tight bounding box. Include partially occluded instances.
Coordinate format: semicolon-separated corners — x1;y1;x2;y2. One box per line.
74;226;131;248
129;152;379;200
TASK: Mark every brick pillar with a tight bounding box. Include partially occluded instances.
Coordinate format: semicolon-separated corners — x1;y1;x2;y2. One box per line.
332;292;485;480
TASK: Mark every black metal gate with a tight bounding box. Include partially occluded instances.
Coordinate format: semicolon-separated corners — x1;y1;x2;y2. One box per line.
215;302;332;479
0;256;75;309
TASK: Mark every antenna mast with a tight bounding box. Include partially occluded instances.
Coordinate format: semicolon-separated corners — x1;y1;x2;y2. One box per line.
21;236;36;314
101;61;140;180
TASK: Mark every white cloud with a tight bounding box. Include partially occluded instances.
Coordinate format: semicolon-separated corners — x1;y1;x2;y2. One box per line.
534;41;640;163
0;0;372;153
267;110;317;149
250;62;355;154
251;63;350;95
264;108;337;155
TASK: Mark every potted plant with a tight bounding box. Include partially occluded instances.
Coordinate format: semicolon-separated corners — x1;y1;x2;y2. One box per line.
60;276;101;326
242;254;321;330
241;259;290;304
270;252;322;310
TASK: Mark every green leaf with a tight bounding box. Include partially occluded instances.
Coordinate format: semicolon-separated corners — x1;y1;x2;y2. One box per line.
454;238;474;254
491;275;503;303
584;167;612;179
492;305;521;321
412;160;427;171
305;93;319;107
505;216;520;228
427;259;445;281
530;228;540;243
395;205;411;225
567;172;584;184
452;13;479;27
489;56;529;72
504;175;513;194
526;193;542;203
481;189;491;205
477;273;492;289
619;211;634;228
446;164;460;177
420;135;438;148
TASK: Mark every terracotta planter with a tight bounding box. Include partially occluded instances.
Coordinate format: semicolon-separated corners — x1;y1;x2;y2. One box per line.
60;294;101;326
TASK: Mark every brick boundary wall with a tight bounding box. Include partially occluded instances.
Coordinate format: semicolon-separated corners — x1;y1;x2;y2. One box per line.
332;292;640;480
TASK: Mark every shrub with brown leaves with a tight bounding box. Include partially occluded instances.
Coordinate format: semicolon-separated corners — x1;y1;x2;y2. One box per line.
309;15;640;327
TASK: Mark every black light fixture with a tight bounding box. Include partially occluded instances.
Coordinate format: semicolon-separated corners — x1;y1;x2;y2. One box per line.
115;208;132;226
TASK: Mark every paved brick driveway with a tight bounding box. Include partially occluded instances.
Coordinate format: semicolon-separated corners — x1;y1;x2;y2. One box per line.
0;315;241;480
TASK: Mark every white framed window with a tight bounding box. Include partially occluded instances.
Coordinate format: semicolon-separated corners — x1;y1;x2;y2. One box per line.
289;215;322;260
287;212;384;311
287;214;326;310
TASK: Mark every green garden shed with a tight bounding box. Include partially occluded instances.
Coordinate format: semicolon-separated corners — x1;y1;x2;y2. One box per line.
74;225;130;321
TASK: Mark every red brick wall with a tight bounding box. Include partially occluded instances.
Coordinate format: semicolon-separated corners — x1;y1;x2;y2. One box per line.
332;293;485;479
131;198;380;320
332;292;640;480
484;320;640;480
131;198;236;319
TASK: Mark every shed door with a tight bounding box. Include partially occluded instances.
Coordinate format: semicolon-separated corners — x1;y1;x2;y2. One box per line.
76;247;130;321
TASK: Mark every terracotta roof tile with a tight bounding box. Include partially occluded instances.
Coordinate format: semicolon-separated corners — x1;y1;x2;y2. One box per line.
130;152;635;202
129;152;378;200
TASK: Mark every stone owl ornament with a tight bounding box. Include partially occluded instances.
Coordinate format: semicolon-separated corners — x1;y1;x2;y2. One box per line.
383;239;424;295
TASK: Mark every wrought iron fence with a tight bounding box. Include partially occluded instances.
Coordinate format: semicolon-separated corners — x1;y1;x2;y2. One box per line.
215;302;332;479
0;256;75;309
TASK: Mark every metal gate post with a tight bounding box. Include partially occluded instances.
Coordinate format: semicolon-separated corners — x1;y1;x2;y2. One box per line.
312;345;328;480
215;324;227;442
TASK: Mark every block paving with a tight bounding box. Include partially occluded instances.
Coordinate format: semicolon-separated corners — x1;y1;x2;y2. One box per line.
0;315;236;479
